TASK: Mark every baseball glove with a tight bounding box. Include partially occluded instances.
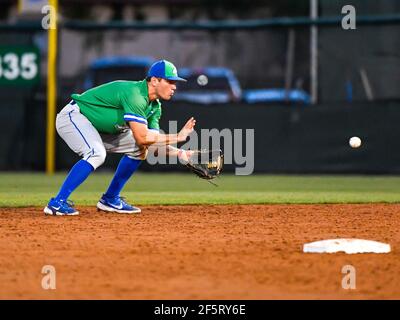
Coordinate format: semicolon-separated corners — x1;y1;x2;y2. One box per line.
185;149;224;180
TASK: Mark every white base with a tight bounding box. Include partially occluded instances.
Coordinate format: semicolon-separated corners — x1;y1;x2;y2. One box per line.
303;238;391;254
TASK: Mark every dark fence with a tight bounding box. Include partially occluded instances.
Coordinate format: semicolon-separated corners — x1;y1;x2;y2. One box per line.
157;101;400;174
2;100;399;174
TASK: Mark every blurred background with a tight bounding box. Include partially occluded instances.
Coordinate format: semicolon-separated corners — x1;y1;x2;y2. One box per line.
0;0;399;174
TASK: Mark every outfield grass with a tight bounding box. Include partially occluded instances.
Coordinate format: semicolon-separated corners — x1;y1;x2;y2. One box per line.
0;172;400;207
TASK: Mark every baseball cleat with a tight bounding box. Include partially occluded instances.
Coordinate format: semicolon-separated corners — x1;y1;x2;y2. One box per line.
97;194;141;214
44;198;79;216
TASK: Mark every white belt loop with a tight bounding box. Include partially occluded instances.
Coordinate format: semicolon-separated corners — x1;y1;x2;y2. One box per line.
69;99;80;112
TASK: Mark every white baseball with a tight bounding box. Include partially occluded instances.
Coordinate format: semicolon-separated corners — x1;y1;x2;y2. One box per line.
197;74;208;86
349;136;362;148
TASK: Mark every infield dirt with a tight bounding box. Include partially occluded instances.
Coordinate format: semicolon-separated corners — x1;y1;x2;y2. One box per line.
0;204;399;299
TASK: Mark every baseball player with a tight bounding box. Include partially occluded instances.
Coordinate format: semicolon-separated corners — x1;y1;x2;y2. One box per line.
44;59;195;216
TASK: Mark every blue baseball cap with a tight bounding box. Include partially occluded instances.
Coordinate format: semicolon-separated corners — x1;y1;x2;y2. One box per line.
147;60;187;82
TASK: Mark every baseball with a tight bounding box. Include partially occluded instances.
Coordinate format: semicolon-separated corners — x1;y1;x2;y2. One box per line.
197;74;208;86
349;136;362;148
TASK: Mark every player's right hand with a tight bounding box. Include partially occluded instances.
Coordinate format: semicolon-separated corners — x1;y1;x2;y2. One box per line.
178;117;196;142
137;145;149;160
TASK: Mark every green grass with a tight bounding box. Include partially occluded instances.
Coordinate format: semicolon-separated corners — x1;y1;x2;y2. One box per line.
0;172;400;207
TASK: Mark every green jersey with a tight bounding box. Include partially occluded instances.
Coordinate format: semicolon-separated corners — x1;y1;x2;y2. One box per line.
71;80;162;134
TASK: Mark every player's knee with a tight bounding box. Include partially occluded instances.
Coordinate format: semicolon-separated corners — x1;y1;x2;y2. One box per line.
85;145;106;169
96;148;107;166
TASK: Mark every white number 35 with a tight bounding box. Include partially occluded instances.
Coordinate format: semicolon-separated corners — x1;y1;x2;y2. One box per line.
0;53;38;80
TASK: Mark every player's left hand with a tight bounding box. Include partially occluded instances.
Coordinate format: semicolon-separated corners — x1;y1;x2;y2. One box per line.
178;149;194;163
184;149;224;180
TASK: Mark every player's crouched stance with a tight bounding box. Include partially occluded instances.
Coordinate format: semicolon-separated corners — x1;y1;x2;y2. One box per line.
44;60;195;216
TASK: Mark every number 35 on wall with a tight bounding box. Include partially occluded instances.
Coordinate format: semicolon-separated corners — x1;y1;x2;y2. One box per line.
0;46;40;85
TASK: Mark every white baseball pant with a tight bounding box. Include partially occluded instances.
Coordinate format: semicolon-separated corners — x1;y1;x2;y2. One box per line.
55;101;144;169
